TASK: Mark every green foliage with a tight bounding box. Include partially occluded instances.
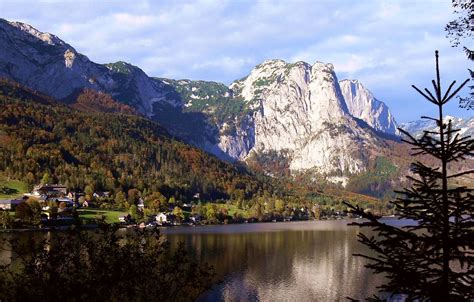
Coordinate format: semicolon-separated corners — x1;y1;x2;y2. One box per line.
144;191;167;212
114;191;127;209
275;199;284;212
253;77;273;87
129;204;138;220
172;206;184;223
152;78;254;138
0;176;28;199
104;61;135;74
346;156;399;199
0;225;214;301
40;172;50;185
0;209;12;229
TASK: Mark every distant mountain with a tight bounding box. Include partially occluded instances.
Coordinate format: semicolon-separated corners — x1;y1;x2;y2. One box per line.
0;19;176;113
400;116;474;138
339;79;398;135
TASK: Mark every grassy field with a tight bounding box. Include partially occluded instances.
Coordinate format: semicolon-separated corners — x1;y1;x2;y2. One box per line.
0;177;29;199
77;209;127;224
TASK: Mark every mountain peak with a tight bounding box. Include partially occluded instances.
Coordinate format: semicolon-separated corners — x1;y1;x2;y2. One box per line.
1;18;65;46
260;58;286;65
400;116;473;138
312;61;334;71
105;61;138;74
339;79;398;135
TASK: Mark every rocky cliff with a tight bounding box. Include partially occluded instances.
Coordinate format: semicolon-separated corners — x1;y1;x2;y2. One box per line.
339;79;398;135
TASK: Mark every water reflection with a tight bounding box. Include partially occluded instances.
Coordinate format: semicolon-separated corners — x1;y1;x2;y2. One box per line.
164;220;383;301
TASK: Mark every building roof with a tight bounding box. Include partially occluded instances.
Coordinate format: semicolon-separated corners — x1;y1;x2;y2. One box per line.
38;184;67;189
0;199;24;205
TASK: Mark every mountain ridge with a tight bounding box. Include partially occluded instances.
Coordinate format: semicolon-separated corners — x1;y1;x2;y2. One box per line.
1;18;471;190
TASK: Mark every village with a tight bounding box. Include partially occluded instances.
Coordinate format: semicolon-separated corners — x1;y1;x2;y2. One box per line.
0;183;348;230
0;183;201;228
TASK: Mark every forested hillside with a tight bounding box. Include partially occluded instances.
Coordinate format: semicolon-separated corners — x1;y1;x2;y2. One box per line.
0;79;266;202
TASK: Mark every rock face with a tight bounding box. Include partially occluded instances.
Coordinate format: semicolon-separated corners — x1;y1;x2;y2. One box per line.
339;79;398;135
0;18;403;186
0;19;113;101
212;60;392;185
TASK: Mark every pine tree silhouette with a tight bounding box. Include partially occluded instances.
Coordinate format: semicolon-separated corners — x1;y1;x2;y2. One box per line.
345;51;473;301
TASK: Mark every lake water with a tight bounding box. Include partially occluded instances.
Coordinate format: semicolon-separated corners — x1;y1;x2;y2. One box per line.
162;219;389;302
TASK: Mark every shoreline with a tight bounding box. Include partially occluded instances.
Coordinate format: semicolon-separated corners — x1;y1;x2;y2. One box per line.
0;215;403;233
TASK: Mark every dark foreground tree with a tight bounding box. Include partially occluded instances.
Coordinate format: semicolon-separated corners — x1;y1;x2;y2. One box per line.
445;0;473;107
345;51;473;301
0;224;214;302
445;0;473;60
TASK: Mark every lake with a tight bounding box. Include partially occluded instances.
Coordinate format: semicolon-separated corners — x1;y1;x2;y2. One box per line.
162;219;390;301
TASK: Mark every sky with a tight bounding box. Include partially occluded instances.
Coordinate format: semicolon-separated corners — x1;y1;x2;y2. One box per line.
1;0;472;122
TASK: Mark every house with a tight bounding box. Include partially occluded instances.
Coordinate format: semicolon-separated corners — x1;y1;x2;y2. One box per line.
0;198;24;210
182;202;193;211
189;214;202;224
155;212;167;225
93;191;110;199
33;184;67;197
56;197;74;207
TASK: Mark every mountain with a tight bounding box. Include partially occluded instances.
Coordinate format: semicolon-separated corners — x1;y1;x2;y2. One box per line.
339;79;398;135
400;116;474;138
0;18;403;187
0;19;113;101
224;60;384;181
152;60;402;186
0;19;178;113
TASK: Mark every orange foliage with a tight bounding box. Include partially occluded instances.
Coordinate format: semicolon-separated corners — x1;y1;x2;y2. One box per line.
72;89;138;115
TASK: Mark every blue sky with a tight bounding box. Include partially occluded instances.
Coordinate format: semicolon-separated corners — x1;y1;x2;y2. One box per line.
1;0;472;122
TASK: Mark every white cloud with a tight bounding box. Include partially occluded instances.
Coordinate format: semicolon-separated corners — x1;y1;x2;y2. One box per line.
113;13;156;27
191;57;254;73
0;0;471;121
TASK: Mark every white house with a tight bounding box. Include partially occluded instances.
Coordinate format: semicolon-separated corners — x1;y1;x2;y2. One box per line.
156;212;167;225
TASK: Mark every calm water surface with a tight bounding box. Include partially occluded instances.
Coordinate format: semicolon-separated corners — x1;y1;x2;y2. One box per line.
162;219;389;302
1;219;396;301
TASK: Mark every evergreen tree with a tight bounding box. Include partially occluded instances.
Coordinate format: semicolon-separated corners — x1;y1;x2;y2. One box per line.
445;0;473;60
445;0;473;108
346;51;473;301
